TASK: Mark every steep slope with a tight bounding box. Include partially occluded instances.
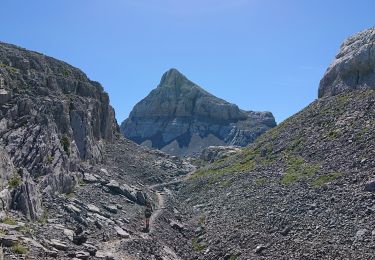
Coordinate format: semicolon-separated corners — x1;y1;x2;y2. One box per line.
152;28;375;259
121;69;276;156
0;42;193;259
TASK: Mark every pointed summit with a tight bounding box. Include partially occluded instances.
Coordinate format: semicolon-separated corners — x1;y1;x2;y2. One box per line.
158;68;194;89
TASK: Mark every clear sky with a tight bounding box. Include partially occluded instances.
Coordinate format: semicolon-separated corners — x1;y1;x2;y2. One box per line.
1;0;374;123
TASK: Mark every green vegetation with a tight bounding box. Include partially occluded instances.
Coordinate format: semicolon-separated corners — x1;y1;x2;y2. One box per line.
328;129;341;139
0;63;20;73
255;177;267;186
46;156;54;164
191;146;278;179
198;215;206;226
192;238;205;252
2;216;17;225
60;135;70;156
312;172;342;187
38;209;49;224
8;174;22;189
61;69;71;77
281;156;320;185
0;229;7;236
11;243;28;255
229;256;238;260
18;224;32;234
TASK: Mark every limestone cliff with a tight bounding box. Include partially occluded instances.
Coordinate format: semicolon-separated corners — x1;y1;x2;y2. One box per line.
319;27;375;97
0;42;118;218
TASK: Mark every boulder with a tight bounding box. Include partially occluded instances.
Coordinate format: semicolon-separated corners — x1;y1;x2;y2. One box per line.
364;179;375;192
200;146;241;162
87;204;100;213
103;205;118;214
0;89;11;105
49;239;68;251
114;226;130;238
1;235;19;247
319;27;375;97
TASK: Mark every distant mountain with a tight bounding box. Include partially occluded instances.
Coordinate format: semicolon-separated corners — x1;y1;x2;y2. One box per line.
121;68;276;156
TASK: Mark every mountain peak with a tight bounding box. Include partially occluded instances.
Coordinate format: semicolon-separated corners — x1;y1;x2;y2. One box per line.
159;68;193;88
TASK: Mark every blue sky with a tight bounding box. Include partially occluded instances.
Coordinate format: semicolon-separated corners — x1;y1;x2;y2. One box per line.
1;0;374;123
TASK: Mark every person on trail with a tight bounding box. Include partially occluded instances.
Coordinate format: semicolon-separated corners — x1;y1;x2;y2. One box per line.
144;200;153;232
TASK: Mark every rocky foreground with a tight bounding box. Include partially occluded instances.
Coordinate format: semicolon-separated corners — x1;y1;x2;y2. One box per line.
121;68;276;157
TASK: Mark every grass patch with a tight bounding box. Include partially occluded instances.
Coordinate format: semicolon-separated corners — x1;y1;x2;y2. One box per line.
191;147;277;179
2;216;17;226
17;224;32;234
312;172;342;187
11;243;28;255
8;174;22;189
192;238;205;252
37;209;49;224
60;135;70;156
198;215;206;226
255;177;267;186
281;156;320;185
0;229;7;236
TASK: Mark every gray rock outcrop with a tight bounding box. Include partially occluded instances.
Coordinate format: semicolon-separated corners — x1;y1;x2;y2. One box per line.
121;69;276;156
0;41;118;219
319;27;375;97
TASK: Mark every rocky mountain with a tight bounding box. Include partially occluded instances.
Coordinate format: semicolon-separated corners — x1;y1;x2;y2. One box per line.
143;27;375;259
0;42;194;259
319;27;375;97
121;69;276;156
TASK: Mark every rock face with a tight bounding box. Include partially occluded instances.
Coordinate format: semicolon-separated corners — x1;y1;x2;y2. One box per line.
121;69;276;156
0;42;118;219
319;27;375;97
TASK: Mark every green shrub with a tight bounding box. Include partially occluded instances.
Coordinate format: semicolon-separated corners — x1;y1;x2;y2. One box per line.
11;243;28;255
255;177;267;186
2;216;17;225
8;174;22;189
60;135;70;156
192;238;205;252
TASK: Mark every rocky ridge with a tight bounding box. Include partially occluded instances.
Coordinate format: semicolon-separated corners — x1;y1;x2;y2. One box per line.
121;69;276;157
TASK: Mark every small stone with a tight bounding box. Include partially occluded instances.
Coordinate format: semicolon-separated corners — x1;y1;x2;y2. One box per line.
65;204;81;214
63;229;74;241
83;173;98;183
170;220;184;231
254;244;266;254
83;243;98;256
114;226;130;238
76;251;90;260
355;229;368;241
87;204;100;213
50;239;68;251
365;179;375;192
103;205;118;214
280;226;291;236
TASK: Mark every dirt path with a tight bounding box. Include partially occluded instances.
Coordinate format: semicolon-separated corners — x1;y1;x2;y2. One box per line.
97;177;186;259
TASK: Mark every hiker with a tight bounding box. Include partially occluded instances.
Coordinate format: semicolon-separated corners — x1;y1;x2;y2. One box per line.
144;200;153;232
